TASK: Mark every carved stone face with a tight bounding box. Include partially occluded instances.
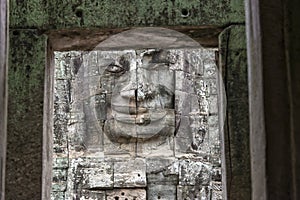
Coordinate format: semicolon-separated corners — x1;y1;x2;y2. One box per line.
100;50;175;143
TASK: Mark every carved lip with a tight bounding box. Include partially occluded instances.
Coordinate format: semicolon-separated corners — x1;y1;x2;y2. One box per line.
111;109;167;124
111;104;148;115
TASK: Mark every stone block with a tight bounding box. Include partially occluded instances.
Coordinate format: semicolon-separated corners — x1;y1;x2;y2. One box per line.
175;115;208;157
83;51;99;74
147;172;178;186
53;157;69;169
179;160;211;186
52;169;67;192
189;127;211;157
210;155;221;168
175;137;193;157
203;60;217;78
208;115;219;127
208;95;218;115
68;111;86;124
209;127;220;149
167;49;184;71
136;136;174;157
175;135;211;160
78;163;114;189
67;122;86;153
51;192;65;200
175;90;192;117
146;158;178;174
53;121;68;155
70;159;114;190
189;94;201;114
84;76;102;96
147;184;176;200
177;185;211;200
114;158;146;187
106;189;146;200
206;78;218;95
93;93;107;121
196;97;209;116
53;144;68;155
184;49;204;75
199;49;216;61
55;52;83;79
103;134;136;157
174;140;191;158
175;71;195;92
211;168;222;182
54;78;70;96
211;181;222;200
80;122;104;152
147;158;179;185
175;116;192;138
78;189;106;200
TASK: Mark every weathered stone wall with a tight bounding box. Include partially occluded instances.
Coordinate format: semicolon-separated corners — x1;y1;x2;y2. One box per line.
6;30;46;200
218;25;251;200
9;0;245;29
51;48;221;200
7;0;249;199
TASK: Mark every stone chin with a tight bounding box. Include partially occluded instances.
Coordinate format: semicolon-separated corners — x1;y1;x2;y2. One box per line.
104;110;175;143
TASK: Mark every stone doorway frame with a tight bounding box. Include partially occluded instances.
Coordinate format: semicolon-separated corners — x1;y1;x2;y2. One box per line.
43;25;249;200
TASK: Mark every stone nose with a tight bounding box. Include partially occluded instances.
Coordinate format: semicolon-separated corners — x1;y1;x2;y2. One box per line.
120;89;136;99
120;83;137;99
120;82;153;101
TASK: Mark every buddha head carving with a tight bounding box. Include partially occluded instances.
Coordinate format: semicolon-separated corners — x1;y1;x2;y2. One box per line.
70;27;224;154
98;50;175;143
53;28;225;200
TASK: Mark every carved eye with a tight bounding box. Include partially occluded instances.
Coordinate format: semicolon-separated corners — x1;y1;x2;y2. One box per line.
106;64;125;74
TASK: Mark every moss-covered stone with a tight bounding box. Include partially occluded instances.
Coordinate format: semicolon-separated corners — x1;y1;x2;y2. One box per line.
218;25;251;200
219;26;248;99
10;0;245;29
9;0;49;28
6;30;46;200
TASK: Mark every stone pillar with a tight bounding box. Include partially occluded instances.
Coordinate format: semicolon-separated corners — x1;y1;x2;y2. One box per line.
245;0;300;199
218;25;251;200
6;30;46;200
0;0;8;199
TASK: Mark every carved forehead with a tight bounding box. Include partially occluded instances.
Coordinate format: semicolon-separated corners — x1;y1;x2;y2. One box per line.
95;27;201;50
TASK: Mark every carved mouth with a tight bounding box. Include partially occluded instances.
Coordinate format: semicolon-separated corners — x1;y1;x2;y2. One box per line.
111;106;167;124
111;104;148;115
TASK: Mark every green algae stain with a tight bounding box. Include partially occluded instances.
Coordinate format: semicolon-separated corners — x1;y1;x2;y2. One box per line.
10;0;245;29
8;30;46;116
